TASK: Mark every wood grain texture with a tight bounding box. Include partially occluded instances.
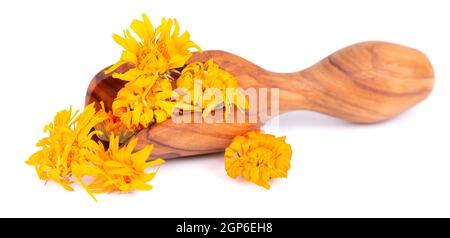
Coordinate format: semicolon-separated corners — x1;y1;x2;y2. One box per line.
86;41;434;159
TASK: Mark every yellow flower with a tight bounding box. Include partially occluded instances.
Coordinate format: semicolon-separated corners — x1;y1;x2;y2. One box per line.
26;103;106;192
105;13;201;82
176;59;247;118
73;135;164;197
27;103;165;201
224;130;292;189
104;13;201;129
95;102;134;143
112;77;176;130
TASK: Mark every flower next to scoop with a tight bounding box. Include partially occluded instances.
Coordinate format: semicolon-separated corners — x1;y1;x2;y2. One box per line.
26;103;107;192
176;59;247;118
72;135;164;199
26;103;165;201
224;130;292;189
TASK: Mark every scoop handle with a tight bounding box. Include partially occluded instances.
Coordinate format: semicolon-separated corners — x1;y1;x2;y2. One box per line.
271;41;434;123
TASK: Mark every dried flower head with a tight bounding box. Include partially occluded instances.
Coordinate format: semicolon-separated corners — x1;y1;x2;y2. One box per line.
224;130;292;189
72;135;164;199
105;13;201;82
95;102;134;143
176;59;247;118
26;103;164;201
112;77;176;130
105;13;201;129
25;103;106;191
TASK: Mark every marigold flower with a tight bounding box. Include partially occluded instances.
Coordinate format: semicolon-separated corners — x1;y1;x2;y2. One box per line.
105;13;201;129
26;103;106;192
224;130;292;189
112;77;176;130
26;103;165;201
95;102;134;143
176;59;247;118
72;135;164;198
105;13;201;81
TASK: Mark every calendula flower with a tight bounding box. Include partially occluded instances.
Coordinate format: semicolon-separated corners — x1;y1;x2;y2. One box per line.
27;103;165;201
105;13;201;129
72;135;164;199
95;102;134;143
26;103;106;191
112;77;176;130
105;13;201;82
224;130;292;189
176;59;247;118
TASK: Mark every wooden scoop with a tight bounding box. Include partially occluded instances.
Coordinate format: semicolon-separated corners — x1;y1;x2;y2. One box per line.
86;41;434;159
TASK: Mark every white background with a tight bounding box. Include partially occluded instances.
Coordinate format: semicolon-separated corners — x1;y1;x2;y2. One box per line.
0;0;449;217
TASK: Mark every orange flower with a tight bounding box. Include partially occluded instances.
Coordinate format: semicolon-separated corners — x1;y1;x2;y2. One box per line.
25;103;106;192
224;130;292;189
176;59;247;118
105;13;201;81
95;102;134;143
112;77;176;130
105;13;201;129
26;103;165;201
72;135;164;198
